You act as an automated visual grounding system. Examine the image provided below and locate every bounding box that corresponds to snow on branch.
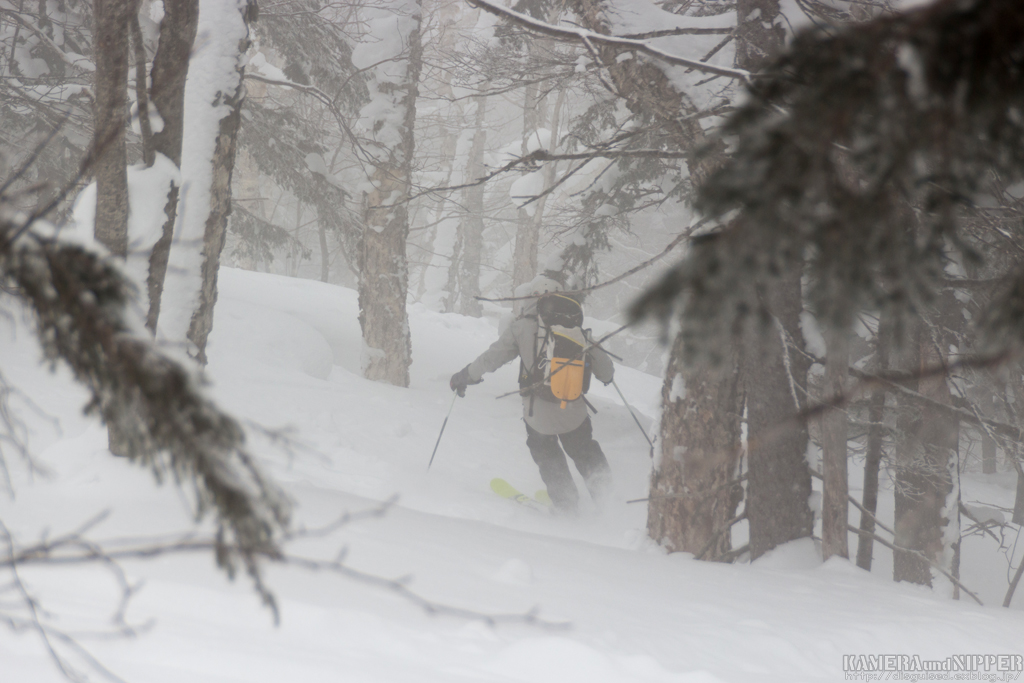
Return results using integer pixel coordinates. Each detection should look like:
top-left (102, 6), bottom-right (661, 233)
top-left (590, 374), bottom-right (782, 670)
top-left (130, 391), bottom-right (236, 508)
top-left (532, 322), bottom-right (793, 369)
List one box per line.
top-left (466, 0), bottom-right (750, 83)
top-left (0, 8), bottom-right (96, 73)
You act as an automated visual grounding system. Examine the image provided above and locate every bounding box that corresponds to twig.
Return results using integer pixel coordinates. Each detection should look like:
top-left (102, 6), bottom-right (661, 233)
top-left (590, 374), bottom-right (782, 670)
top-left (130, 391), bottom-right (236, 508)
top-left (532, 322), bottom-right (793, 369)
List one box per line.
top-left (4, 534), bottom-right (570, 630)
top-left (847, 362), bottom-right (1024, 441)
top-left (404, 147), bottom-right (694, 208)
top-left (1004, 554), bottom-right (1024, 608)
top-left (477, 217), bottom-right (710, 304)
top-left (466, 0), bottom-right (751, 83)
top-left (717, 544), bottom-right (750, 563)
top-left (695, 511), bottom-right (747, 561)
top-left (808, 469), bottom-right (897, 538)
top-left (846, 525), bottom-right (983, 605)
top-left (620, 27), bottom-right (733, 40)
top-left (958, 502), bottom-right (1004, 544)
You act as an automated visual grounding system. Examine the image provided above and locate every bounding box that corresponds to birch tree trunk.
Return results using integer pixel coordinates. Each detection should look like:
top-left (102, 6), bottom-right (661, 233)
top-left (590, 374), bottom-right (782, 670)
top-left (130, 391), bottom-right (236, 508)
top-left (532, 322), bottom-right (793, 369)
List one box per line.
top-left (356, 0), bottom-right (422, 387)
top-left (158, 0), bottom-right (255, 365)
top-left (185, 0), bottom-right (254, 364)
top-left (145, 0), bottom-right (199, 332)
top-left (92, 0), bottom-right (134, 258)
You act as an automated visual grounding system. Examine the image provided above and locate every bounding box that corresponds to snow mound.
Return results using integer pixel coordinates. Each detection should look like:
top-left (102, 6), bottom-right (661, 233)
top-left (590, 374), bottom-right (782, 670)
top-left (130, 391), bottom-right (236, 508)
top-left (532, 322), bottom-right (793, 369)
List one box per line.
top-left (492, 558), bottom-right (534, 585)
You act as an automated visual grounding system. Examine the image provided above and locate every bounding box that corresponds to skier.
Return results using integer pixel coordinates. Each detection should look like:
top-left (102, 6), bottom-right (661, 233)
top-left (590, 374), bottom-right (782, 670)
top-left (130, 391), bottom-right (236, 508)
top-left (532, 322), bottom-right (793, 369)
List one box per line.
top-left (449, 275), bottom-right (614, 513)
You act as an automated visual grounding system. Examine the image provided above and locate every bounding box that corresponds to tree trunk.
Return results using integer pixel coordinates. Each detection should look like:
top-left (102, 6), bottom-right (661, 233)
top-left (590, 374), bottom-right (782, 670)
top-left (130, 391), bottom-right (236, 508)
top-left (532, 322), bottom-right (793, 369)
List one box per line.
top-left (821, 325), bottom-right (850, 560)
top-left (648, 335), bottom-right (742, 558)
top-left (357, 0), bottom-right (421, 387)
top-left (1005, 377), bottom-right (1024, 525)
top-left (734, 0), bottom-right (812, 560)
top-left (892, 318), bottom-right (956, 585)
top-left (129, 11), bottom-right (154, 167)
top-left (511, 78), bottom-right (544, 290)
top-left (743, 277), bottom-right (813, 559)
top-left (93, 0), bottom-right (135, 457)
top-left (560, 0), bottom-right (742, 557)
top-left (528, 83), bottom-right (566, 261)
top-left (145, 0), bottom-right (199, 333)
top-left (183, 0), bottom-right (254, 365)
top-left (455, 94), bottom-right (488, 317)
top-left (319, 219), bottom-right (330, 283)
top-left (735, 0), bottom-right (786, 70)
top-left (856, 310), bottom-right (892, 571)
top-left (1013, 458), bottom-right (1024, 525)
top-left (92, 0), bottom-right (134, 257)
top-left (156, 0), bottom-right (254, 362)
top-left (982, 432), bottom-right (997, 474)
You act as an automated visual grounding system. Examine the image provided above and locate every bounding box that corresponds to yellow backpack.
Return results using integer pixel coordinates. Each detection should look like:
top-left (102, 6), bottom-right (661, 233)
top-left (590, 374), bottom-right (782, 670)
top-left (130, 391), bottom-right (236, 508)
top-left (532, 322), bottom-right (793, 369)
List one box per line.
top-left (519, 294), bottom-right (592, 409)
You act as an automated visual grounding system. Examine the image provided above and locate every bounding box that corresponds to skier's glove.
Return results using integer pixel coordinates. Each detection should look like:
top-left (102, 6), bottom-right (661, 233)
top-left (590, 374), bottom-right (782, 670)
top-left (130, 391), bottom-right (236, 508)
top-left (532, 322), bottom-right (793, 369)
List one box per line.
top-left (450, 365), bottom-right (480, 397)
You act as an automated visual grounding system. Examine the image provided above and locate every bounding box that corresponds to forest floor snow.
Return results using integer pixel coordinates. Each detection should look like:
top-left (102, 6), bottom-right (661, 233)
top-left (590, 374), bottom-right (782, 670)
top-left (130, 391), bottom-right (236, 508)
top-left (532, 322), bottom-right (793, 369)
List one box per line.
top-left (1, 267), bottom-right (1022, 683)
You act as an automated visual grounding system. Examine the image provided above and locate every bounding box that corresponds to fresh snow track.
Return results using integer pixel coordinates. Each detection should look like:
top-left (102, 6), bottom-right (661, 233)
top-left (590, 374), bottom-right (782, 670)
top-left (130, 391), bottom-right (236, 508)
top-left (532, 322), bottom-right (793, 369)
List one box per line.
top-left (1, 268), bottom-right (1022, 683)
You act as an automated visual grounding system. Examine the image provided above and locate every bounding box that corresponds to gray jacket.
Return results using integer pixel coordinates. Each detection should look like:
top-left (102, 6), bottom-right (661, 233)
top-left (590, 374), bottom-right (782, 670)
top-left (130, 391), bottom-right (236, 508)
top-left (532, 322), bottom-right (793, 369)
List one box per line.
top-left (468, 314), bottom-right (614, 435)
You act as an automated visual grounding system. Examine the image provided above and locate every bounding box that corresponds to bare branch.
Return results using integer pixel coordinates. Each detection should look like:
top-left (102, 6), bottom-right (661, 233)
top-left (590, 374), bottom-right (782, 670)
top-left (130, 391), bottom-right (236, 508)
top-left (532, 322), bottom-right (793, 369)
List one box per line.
top-left (476, 216), bottom-right (711, 303)
top-left (619, 27), bottom-right (734, 39)
top-left (465, 0), bottom-right (751, 83)
top-left (847, 524), bottom-right (983, 605)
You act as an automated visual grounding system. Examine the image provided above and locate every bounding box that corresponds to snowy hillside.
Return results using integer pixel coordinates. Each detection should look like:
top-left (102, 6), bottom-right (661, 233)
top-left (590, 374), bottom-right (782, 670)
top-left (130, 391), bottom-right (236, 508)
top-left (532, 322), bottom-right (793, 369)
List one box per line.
top-left (1, 268), bottom-right (1022, 683)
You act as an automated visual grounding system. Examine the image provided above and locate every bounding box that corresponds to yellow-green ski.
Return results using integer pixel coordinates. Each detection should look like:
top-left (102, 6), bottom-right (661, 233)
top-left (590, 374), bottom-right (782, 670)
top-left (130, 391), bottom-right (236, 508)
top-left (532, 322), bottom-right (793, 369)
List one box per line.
top-left (490, 478), bottom-right (551, 512)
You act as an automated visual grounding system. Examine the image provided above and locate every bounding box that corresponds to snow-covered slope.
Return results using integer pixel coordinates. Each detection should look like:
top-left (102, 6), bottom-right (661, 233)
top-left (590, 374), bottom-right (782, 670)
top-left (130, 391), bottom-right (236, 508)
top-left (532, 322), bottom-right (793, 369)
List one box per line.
top-left (1, 268), bottom-right (1022, 683)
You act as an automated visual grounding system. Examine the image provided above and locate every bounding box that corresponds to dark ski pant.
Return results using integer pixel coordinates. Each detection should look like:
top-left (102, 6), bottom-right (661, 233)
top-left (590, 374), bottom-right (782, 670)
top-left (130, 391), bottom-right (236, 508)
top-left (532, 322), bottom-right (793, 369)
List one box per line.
top-left (525, 417), bottom-right (610, 512)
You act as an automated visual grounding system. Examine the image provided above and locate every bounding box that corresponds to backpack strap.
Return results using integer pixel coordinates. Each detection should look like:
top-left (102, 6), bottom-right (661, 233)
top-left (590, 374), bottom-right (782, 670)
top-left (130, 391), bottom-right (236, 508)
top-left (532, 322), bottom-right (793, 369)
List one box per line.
top-left (521, 315), bottom-right (549, 416)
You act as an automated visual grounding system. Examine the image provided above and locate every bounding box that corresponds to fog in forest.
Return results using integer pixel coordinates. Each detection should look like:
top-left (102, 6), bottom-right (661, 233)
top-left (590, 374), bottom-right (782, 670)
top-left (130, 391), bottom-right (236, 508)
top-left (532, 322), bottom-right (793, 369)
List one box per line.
top-left (0, 0), bottom-right (1022, 681)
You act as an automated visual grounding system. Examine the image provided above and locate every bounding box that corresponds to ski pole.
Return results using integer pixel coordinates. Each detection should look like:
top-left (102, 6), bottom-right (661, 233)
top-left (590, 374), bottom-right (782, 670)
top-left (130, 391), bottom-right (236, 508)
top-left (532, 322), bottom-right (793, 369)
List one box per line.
top-left (427, 391), bottom-right (459, 471)
top-left (611, 378), bottom-right (655, 459)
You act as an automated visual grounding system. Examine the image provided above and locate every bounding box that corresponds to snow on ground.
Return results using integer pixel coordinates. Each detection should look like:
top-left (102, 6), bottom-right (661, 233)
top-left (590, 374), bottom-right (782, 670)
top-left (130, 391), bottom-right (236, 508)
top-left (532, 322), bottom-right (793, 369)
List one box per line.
top-left (1, 268), bottom-right (1022, 683)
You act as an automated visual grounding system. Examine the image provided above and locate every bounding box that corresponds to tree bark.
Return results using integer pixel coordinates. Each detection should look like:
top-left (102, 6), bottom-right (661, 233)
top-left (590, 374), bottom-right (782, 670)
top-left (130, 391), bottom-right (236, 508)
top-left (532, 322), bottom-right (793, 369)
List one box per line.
top-left (185, 1), bottom-right (254, 365)
top-left (735, 0), bottom-right (812, 561)
top-left (891, 318), bottom-right (956, 585)
top-left (92, 0), bottom-right (134, 258)
top-left (145, 0), bottom-right (199, 333)
top-left (982, 432), bottom-right (997, 474)
top-left (648, 335), bottom-right (742, 558)
top-left (129, 10), bottom-right (154, 168)
top-left (358, 0), bottom-right (421, 387)
top-left (856, 311), bottom-right (892, 570)
top-left (743, 278), bottom-right (814, 559)
top-left (560, 0), bottom-right (741, 556)
top-left (821, 325), bottom-right (850, 560)
top-left (453, 93), bottom-right (487, 317)
top-left (511, 77), bottom-right (544, 290)
top-left (735, 0), bottom-right (786, 70)
top-left (1013, 459), bottom-right (1024, 526)
top-left (319, 219), bottom-right (330, 283)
